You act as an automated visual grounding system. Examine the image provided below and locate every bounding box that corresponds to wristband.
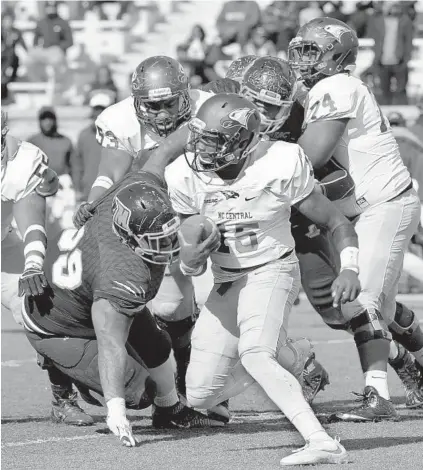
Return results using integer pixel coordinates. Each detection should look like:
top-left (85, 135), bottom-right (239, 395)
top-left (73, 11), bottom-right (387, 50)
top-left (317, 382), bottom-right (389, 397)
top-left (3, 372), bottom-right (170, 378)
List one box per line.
top-left (340, 246), bottom-right (359, 274)
top-left (179, 260), bottom-right (205, 277)
top-left (106, 397), bottom-right (126, 418)
top-left (24, 254), bottom-right (44, 270)
top-left (92, 176), bottom-right (114, 190)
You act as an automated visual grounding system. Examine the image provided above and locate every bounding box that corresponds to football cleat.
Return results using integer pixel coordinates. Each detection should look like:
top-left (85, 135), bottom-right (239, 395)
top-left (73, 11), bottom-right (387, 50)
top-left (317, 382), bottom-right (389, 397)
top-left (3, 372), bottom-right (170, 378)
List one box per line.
top-left (152, 401), bottom-right (225, 429)
top-left (302, 352), bottom-right (330, 404)
top-left (389, 346), bottom-right (423, 408)
top-left (207, 399), bottom-right (231, 424)
top-left (334, 386), bottom-right (399, 422)
top-left (280, 437), bottom-right (348, 466)
top-left (51, 392), bottom-right (94, 426)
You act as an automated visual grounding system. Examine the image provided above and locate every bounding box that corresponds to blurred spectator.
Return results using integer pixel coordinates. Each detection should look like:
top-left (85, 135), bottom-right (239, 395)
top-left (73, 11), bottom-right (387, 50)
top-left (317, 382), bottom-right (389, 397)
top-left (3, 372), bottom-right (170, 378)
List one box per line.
top-left (26, 1), bottom-right (73, 82)
top-left (216, 1), bottom-right (261, 48)
top-left (75, 93), bottom-right (114, 200)
top-left (85, 64), bottom-right (118, 105)
top-left (324, 1), bottom-right (348, 23)
top-left (1, 11), bottom-right (27, 83)
top-left (366, 1), bottom-right (414, 105)
top-left (27, 107), bottom-right (81, 197)
top-left (299, 2), bottom-right (324, 27)
top-left (261, 1), bottom-right (299, 55)
top-left (243, 25), bottom-right (277, 57)
top-left (411, 95), bottom-right (423, 141)
top-left (90, 1), bottom-right (132, 21)
top-left (348, 1), bottom-right (372, 38)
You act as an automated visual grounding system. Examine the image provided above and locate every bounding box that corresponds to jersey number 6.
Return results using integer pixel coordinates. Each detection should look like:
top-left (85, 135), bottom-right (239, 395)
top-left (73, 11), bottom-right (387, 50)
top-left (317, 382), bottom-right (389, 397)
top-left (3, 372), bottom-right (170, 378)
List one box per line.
top-left (52, 228), bottom-right (85, 290)
top-left (218, 222), bottom-right (259, 254)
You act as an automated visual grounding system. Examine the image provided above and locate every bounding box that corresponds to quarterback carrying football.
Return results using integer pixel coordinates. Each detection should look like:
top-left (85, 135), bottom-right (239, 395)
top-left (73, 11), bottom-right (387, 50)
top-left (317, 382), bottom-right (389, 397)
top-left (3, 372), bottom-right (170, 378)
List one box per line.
top-left (166, 93), bottom-right (361, 466)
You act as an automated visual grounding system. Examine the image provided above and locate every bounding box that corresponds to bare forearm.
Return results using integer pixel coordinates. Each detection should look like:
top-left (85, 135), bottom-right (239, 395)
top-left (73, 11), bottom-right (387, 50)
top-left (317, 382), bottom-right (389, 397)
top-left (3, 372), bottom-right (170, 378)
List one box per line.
top-left (98, 339), bottom-right (127, 401)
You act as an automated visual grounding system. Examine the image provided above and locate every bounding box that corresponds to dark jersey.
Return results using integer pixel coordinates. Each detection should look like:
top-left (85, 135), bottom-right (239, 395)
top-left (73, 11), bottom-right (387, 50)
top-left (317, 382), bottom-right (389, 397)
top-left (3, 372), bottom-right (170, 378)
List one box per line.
top-left (269, 100), bottom-right (305, 144)
top-left (25, 171), bottom-right (166, 338)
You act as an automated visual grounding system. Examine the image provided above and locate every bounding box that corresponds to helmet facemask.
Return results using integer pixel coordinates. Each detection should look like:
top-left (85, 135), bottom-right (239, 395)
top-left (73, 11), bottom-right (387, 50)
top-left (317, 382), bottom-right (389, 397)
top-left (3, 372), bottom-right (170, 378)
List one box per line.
top-left (113, 215), bottom-right (181, 265)
top-left (184, 118), bottom-right (258, 173)
top-left (133, 88), bottom-right (191, 137)
top-left (240, 85), bottom-right (294, 136)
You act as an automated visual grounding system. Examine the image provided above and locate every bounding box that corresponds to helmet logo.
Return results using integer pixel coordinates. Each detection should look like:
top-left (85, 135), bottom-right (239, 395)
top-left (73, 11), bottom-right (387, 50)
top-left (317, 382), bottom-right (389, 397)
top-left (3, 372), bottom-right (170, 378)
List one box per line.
top-left (112, 198), bottom-right (131, 233)
top-left (221, 108), bottom-right (256, 130)
top-left (324, 24), bottom-right (350, 43)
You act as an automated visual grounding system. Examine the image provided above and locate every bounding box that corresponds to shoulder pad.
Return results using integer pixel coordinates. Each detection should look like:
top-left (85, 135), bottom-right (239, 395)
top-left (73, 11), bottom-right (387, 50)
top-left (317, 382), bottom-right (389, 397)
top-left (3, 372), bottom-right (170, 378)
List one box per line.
top-left (35, 167), bottom-right (59, 197)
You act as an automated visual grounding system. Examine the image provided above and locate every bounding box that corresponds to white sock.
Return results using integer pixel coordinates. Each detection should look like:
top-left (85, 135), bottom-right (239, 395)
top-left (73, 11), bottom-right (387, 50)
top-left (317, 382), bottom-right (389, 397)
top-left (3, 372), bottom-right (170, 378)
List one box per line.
top-left (411, 347), bottom-right (423, 367)
top-left (154, 388), bottom-right (179, 408)
top-left (364, 370), bottom-right (390, 400)
top-left (241, 351), bottom-right (326, 442)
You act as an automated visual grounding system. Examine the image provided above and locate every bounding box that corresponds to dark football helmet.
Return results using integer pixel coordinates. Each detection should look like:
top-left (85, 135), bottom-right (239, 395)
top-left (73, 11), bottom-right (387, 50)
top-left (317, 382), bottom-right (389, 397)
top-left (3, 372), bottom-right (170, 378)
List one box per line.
top-left (225, 55), bottom-right (257, 83)
top-left (240, 56), bottom-right (296, 135)
top-left (112, 179), bottom-right (180, 265)
top-left (131, 56), bottom-right (191, 137)
top-left (1, 110), bottom-right (9, 160)
top-left (185, 93), bottom-right (261, 173)
top-left (288, 17), bottom-right (358, 87)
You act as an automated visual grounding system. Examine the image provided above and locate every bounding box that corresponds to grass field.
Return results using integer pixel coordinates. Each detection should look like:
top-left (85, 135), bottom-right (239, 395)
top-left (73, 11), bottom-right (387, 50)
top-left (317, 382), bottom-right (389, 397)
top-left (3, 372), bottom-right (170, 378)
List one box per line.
top-left (2, 288), bottom-right (423, 470)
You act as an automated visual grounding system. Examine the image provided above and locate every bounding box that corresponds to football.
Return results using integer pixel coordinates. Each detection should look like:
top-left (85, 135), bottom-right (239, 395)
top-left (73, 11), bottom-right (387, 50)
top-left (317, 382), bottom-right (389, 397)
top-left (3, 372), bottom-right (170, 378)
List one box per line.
top-left (180, 215), bottom-right (217, 245)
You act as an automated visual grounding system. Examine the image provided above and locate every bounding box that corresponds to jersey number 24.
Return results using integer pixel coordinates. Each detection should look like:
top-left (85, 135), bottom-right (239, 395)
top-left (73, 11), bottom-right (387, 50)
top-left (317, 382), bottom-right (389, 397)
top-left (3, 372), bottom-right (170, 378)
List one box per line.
top-left (52, 228), bottom-right (84, 290)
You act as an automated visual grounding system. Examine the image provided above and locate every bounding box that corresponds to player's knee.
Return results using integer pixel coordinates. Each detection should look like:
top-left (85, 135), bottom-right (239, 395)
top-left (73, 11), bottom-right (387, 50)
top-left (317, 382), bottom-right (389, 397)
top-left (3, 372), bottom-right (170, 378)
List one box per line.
top-left (151, 297), bottom-right (191, 321)
top-left (350, 309), bottom-right (392, 347)
top-left (186, 371), bottom-right (221, 410)
top-left (240, 348), bottom-right (274, 377)
top-left (389, 302), bottom-right (423, 351)
top-left (140, 326), bottom-right (172, 369)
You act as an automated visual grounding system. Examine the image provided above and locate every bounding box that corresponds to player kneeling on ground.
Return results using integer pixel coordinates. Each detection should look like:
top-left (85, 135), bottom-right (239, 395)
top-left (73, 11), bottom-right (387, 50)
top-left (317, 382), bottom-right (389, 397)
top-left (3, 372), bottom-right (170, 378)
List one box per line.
top-left (22, 165), bottom-right (223, 447)
top-left (165, 93), bottom-right (360, 466)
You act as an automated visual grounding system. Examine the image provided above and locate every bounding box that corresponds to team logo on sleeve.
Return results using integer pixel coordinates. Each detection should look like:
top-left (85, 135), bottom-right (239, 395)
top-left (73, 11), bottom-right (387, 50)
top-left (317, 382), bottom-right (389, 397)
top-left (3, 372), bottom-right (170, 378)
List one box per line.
top-left (112, 198), bottom-right (131, 232)
top-left (221, 108), bottom-right (257, 130)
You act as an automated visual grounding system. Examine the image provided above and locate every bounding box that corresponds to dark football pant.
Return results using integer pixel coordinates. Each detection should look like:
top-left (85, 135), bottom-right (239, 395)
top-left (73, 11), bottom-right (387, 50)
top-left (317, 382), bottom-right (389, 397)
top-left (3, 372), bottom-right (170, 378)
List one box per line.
top-left (26, 308), bottom-right (172, 408)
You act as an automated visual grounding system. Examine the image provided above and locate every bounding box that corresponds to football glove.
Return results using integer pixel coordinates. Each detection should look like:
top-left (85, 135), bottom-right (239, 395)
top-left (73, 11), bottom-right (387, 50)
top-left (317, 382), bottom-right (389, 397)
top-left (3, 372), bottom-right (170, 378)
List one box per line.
top-left (18, 266), bottom-right (48, 297)
top-left (73, 201), bottom-right (93, 229)
top-left (106, 413), bottom-right (138, 447)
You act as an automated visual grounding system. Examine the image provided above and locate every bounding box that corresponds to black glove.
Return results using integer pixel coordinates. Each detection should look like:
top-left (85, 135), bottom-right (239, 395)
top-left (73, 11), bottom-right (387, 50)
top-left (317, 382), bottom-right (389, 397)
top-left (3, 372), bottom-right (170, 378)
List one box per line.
top-left (18, 266), bottom-right (49, 297)
top-left (73, 201), bottom-right (93, 229)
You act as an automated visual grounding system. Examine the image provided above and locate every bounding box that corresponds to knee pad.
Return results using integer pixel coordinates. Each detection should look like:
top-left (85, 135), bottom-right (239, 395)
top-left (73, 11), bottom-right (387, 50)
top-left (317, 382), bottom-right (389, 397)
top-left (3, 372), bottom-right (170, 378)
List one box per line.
top-left (350, 309), bottom-right (392, 347)
top-left (389, 302), bottom-right (423, 352)
top-left (276, 338), bottom-right (313, 380)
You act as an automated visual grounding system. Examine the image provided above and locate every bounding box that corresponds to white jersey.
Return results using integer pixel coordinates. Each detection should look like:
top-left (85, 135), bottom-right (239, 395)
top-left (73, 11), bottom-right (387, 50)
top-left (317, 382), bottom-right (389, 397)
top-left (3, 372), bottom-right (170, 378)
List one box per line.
top-left (304, 74), bottom-right (411, 217)
top-left (95, 89), bottom-right (212, 162)
top-left (165, 141), bottom-right (315, 277)
top-left (1, 136), bottom-right (48, 241)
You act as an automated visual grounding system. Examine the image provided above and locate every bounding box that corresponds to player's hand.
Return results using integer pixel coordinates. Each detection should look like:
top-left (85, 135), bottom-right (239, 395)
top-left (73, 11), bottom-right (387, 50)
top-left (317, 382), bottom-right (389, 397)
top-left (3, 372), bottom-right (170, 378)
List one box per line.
top-left (73, 201), bottom-right (93, 229)
top-left (18, 266), bottom-right (49, 297)
top-left (106, 414), bottom-right (138, 447)
top-left (331, 269), bottom-right (361, 308)
top-left (179, 222), bottom-right (221, 272)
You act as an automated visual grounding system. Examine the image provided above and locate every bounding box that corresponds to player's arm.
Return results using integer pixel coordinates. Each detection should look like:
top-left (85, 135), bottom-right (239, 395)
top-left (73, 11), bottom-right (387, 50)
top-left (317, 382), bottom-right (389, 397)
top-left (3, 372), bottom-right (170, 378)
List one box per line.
top-left (91, 298), bottom-right (137, 447)
top-left (143, 124), bottom-right (190, 182)
top-left (297, 118), bottom-right (348, 170)
top-left (294, 188), bottom-right (360, 307)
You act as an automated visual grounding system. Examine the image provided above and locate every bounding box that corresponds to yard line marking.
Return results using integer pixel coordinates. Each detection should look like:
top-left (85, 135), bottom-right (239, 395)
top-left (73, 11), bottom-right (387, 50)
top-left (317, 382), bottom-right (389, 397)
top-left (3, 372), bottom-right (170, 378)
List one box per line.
top-left (1, 434), bottom-right (103, 448)
top-left (1, 359), bottom-right (34, 367)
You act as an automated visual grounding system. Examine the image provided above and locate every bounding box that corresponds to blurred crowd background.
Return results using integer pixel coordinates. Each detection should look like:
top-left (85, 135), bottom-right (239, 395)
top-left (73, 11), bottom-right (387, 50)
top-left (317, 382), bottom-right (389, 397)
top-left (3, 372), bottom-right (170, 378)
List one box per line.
top-left (2, 0), bottom-right (423, 292)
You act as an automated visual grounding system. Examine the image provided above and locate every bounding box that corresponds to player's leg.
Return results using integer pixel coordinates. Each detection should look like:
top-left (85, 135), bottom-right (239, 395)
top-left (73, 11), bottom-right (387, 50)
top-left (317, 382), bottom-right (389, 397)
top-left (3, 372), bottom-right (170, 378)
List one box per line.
top-left (150, 262), bottom-right (199, 395)
top-left (235, 256), bottom-right (347, 465)
top-left (125, 307), bottom-right (223, 428)
top-left (337, 191), bottom-right (421, 421)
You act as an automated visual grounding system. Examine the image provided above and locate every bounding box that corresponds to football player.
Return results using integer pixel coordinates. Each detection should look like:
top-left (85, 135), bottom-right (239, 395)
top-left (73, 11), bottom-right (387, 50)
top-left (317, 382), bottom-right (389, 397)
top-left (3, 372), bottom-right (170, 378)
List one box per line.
top-left (240, 55), bottom-right (423, 409)
top-left (165, 93), bottom-right (361, 466)
top-left (288, 17), bottom-right (422, 420)
top-left (23, 154), bottom-right (223, 447)
top-left (72, 56), bottom-right (213, 396)
top-left (1, 110), bottom-right (58, 310)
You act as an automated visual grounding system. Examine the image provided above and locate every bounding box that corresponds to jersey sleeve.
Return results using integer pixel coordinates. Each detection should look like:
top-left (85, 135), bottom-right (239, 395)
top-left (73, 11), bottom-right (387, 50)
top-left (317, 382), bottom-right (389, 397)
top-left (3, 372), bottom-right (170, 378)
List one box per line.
top-left (94, 266), bottom-right (147, 317)
top-left (165, 158), bottom-right (198, 215)
top-left (304, 82), bottom-right (359, 125)
top-left (282, 145), bottom-right (315, 205)
top-left (95, 105), bottom-right (127, 151)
